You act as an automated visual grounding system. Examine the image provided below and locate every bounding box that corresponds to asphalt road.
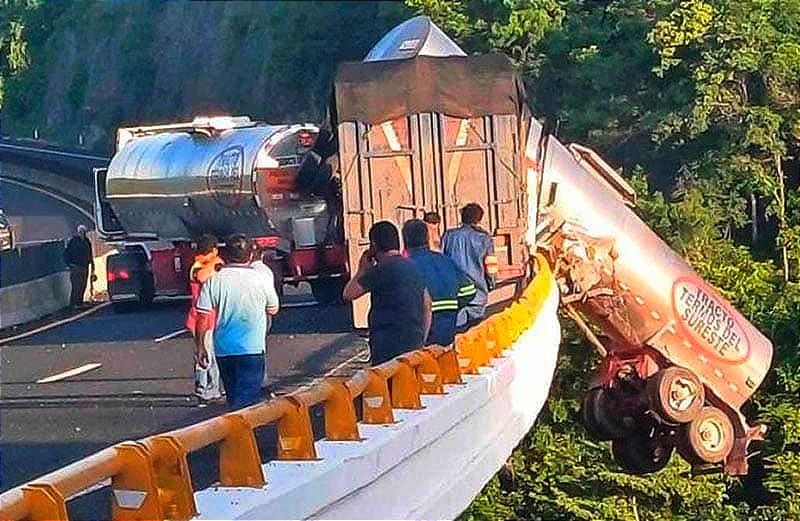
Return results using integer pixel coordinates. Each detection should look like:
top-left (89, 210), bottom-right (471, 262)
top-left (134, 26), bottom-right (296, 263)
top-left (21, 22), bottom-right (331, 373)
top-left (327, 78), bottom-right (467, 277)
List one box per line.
top-left (0, 296), bottom-right (368, 518)
top-left (0, 175), bottom-right (93, 243)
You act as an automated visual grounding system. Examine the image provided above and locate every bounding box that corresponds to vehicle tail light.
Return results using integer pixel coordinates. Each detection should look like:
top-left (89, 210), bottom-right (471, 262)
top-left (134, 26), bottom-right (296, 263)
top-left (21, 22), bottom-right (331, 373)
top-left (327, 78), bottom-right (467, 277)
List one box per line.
top-left (255, 236), bottom-right (281, 248)
top-left (107, 269), bottom-right (130, 282)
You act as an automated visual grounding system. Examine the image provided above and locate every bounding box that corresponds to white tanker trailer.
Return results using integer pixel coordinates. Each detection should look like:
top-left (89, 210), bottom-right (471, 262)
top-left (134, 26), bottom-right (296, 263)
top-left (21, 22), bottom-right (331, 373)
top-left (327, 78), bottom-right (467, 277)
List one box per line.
top-left (93, 117), bottom-right (348, 308)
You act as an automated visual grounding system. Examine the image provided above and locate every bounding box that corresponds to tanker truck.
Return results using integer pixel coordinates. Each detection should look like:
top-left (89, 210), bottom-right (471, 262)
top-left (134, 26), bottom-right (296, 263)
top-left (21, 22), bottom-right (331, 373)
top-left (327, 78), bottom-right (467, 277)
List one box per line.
top-left (322, 16), bottom-right (773, 475)
top-left (93, 117), bottom-right (348, 309)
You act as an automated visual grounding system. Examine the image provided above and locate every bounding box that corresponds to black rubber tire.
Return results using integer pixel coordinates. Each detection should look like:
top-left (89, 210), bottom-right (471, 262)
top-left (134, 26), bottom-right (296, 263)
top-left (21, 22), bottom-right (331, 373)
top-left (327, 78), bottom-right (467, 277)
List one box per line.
top-left (139, 273), bottom-right (155, 308)
top-left (581, 387), bottom-right (629, 440)
top-left (678, 406), bottom-right (735, 464)
top-left (611, 435), bottom-right (673, 475)
top-left (310, 277), bottom-right (346, 305)
top-left (646, 366), bottom-right (705, 424)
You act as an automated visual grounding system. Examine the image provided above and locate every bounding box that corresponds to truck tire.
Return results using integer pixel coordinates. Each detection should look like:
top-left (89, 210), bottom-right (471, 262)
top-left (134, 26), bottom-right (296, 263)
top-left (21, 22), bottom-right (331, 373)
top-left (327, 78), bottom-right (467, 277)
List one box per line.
top-left (678, 406), bottom-right (735, 464)
top-left (611, 435), bottom-right (673, 475)
top-left (581, 387), bottom-right (629, 440)
top-left (646, 366), bottom-right (705, 424)
top-left (310, 277), bottom-right (346, 305)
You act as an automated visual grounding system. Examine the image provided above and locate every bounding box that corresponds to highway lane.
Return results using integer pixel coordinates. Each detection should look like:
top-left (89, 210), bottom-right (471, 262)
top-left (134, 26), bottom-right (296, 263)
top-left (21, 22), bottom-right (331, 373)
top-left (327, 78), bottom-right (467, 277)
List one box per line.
top-left (0, 175), bottom-right (93, 243)
top-left (0, 297), bottom-right (368, 503)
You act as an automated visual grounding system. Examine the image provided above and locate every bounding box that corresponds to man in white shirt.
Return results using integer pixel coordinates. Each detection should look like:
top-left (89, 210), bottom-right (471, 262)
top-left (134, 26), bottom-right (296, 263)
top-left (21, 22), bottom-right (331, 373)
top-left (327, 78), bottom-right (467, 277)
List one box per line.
top-left (196, 235), bottom-right (280, 409)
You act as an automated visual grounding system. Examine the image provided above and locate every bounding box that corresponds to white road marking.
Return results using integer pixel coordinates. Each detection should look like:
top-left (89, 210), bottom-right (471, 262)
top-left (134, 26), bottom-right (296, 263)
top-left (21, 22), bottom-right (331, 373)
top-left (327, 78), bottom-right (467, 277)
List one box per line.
top-left (154, 328), bottom-right (190, 343)
top-left (0, 301), bottom-right (111, 347)
top-left (298, 348), bottom-right (369, 391)
top-left (37, 362), bottom-right (102, 384)
top-left (0, 176), bottom-right (95, 222)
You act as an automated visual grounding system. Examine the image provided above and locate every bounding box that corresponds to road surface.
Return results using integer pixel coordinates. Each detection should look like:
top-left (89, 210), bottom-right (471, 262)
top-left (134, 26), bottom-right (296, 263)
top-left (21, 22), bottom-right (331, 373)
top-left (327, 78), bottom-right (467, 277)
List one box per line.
top-left (0, 174), bottom-right (93, 243)
top-left (0, 296), bottom-right (367, 516)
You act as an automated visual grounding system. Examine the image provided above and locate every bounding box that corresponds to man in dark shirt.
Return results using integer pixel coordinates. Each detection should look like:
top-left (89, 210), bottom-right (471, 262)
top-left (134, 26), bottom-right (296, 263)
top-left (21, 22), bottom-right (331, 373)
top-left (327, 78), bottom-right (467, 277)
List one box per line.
top-left (343, 221), bottom-right (431, 365)
top-left (63, 224), bottom-right (94, 309)
top-left (403, 219), bottom-right (477, 347)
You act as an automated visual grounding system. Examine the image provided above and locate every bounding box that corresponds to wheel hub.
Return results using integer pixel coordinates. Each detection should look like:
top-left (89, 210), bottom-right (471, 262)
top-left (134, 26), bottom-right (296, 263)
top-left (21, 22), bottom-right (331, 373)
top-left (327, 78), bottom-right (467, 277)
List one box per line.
top-left (698, 418), bottom-right (725, 450)
top-left (668, 377), bottom-right (699, 411)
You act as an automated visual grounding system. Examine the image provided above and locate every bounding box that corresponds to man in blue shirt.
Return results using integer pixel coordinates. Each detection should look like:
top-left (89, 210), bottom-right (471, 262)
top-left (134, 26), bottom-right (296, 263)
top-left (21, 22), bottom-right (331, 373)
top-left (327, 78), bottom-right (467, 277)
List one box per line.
top-left (442, 203), bottom-right (496, 329)
top-left (196, 234), bottom-right (280, 409)
top-left (403, 219), bottom-right (477, 346)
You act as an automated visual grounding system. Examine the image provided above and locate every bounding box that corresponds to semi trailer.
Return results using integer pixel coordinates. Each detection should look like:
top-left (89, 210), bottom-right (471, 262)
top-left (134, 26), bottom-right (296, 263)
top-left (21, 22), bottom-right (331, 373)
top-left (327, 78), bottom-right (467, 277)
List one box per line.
top-left (322, 16), bottom-right (773, 475)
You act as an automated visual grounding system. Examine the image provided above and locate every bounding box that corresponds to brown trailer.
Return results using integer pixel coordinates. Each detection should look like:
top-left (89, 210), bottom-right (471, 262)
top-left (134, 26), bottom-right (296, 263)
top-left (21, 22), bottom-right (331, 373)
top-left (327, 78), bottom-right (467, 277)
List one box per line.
top-left (333, 28), bottom-right (531, 326)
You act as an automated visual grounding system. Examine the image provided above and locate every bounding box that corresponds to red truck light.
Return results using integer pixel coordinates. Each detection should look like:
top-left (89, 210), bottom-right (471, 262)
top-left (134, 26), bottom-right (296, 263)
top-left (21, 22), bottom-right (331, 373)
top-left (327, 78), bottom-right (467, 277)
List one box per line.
top-left (107, 269), bottom-right (131, 282)
top-left (254, 236), bottom-right (280, 248)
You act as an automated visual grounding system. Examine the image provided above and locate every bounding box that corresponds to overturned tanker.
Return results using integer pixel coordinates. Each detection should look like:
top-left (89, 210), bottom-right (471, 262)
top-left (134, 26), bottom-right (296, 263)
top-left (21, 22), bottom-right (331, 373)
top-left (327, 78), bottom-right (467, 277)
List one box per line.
top-left (94, 117), bottom-right (348, 307)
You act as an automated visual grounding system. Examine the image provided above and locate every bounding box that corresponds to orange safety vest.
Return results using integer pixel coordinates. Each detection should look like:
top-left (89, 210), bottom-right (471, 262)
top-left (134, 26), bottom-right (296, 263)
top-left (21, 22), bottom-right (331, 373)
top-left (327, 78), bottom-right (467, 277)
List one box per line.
top-left (185, 252), bottom-right (224, 334)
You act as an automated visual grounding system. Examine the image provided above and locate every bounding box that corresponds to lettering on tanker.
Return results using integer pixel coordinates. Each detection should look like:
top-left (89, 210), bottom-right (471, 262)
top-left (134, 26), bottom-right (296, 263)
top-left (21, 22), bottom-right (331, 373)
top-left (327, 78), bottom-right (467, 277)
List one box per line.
top-left (672, 278), bottom-right (749, 362)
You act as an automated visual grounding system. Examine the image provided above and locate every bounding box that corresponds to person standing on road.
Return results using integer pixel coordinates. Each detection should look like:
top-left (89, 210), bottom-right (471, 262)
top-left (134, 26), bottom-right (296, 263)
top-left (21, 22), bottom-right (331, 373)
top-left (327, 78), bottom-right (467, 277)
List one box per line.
top-left (343, 221), bottom-right (432, 365)
top-left (442, 203), bottom-right (497, 330)
top-left (186, 234), bottom-right (224, 402)
top-left (63, 224), bottom-right (94, 309)
top-left (403, 219), bottom-right (477, 347)
top-left (195, 235), bottom-right (280, 409)
top-left (423, 211), bottom-right (442, 251)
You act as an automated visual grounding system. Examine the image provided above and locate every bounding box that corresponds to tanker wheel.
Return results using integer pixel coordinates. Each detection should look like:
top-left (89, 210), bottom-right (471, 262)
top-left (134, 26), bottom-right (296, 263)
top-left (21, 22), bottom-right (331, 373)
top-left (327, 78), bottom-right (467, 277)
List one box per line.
top-left (646, 366), bottom-right (705, 424)
top-left (581, 388), bottom-right (629, 440)
top-left (611, 435), bottom-right (673, 475)
top-left (678, 406), bottom-right (734, 464)
top-left (310, 277), bottom-right (346, 305)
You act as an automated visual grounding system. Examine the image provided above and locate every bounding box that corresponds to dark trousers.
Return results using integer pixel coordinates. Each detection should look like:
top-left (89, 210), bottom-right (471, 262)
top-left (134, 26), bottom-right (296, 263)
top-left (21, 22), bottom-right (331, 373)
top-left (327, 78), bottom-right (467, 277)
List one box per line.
top-left (69, 266), bottom-right (89, 306)
top-left (217, 354), bottom-right (265, 409)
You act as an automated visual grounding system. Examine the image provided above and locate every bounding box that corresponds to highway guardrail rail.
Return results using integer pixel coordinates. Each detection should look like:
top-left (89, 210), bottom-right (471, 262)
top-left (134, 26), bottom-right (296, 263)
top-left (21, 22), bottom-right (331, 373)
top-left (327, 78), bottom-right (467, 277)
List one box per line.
top-left (0, 255), bottom-right (556, 520)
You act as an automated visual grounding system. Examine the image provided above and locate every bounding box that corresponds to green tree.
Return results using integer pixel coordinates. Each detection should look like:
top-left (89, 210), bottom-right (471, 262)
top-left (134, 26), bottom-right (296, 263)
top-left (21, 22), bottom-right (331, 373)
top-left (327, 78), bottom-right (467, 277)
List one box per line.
top-left (0, 0), bottom-right (37, 109)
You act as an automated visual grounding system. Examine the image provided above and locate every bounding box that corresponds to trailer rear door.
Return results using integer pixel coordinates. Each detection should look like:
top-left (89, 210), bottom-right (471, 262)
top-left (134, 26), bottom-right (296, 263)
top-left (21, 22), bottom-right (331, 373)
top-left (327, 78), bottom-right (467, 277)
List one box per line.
top-left (338, 113), bottom-right (528, 327)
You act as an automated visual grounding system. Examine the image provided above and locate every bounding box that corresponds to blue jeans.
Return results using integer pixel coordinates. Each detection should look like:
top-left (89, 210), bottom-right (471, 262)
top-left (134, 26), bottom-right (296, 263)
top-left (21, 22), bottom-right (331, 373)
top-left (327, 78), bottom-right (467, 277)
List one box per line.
top-left (216, 354), bottom-right (265, 409)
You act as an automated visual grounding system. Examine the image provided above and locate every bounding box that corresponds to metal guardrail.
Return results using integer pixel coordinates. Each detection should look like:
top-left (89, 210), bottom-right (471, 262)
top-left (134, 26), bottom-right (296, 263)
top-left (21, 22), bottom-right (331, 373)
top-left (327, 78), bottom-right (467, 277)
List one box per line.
top-left (0, 142), bottom-right (109, 162)
top-left (0, 256), bottom-right (553, 521)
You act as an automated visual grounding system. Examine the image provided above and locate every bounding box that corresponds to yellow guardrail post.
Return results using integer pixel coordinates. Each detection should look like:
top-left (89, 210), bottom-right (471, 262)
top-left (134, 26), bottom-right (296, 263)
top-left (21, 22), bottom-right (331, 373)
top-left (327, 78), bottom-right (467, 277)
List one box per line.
top-left (362, 369), bottom-right (394, 424)
top-left (110, 442), bottom-right (164, 519)
top-left (219, 414), bottom-right (265, 487)
top-left (416, 351), bottom-right (444, 395)
top-left (323, 378), bottom-right (361, 441)
top-left (277, 396), bottom-right (317, 460)
top-left (390, 359), bottom-right (422, 409)
top-left (22, 483), bottom-right (68, 520)
top-left (144, 436), bottom-right (197, 518)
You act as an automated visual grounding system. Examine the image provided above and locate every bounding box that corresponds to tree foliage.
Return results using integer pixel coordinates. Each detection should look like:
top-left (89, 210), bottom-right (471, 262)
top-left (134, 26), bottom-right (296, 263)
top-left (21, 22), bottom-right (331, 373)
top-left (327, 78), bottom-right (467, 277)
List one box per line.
top-left (407, 1), bottom-right (800, 519)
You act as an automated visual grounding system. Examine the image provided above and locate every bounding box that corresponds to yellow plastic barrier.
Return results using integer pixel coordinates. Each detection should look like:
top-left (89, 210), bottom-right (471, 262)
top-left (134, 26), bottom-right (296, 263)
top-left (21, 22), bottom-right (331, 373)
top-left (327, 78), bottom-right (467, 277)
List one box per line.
top-left (0, 255), bottom-right (553, 521)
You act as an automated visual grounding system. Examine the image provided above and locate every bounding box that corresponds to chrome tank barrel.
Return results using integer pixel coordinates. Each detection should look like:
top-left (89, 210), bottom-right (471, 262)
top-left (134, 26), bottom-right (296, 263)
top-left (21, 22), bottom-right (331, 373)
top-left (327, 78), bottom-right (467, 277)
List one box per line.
top-left (106, 125), bottom-right (288, 240)
top-left (529, 119), bottom-right (773, 408)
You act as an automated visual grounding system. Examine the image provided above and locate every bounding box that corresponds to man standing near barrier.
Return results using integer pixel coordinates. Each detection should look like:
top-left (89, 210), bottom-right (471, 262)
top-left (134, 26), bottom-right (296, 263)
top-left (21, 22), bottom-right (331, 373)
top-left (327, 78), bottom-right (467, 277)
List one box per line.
top-left (186, 234), bottom-right (224, 402)
top-left (343, 221), bottom-right (432, 365)
top-left (195, 235), bottom-right (280, 409)
top-left (403, 219), bottom-right (477, 346)
top-left (63, 224), bottom-right (94, 309)
top-left (442, 203), bottom-right (497, 330)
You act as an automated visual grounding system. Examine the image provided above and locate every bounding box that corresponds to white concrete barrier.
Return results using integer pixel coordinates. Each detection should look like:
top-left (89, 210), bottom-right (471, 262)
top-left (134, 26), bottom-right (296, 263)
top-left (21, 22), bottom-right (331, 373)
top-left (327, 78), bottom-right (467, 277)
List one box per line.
top-left (0, 271), bottom-right (71, 329)
top-left (193, 275), bottom-right (561, 520)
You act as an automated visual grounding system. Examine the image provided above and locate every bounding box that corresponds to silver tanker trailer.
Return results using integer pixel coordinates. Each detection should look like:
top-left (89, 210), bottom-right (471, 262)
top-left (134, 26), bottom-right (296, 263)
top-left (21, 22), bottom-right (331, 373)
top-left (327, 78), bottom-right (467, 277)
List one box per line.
top-left (93, 116), bottom-right (348, 309)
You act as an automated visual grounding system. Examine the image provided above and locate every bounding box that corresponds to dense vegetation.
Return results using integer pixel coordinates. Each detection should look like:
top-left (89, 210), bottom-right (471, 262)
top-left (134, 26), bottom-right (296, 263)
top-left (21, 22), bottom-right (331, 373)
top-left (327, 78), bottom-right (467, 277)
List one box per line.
top-left (407, 1), bottom-right (799, 519)
top-left (4, 1), bottom-right (798, 519)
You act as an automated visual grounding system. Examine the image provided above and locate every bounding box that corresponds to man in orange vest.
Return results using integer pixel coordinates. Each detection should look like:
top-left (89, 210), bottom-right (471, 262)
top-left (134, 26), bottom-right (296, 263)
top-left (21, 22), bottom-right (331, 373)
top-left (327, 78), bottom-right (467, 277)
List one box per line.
top-left (186, 234), bottom-right (224, 402)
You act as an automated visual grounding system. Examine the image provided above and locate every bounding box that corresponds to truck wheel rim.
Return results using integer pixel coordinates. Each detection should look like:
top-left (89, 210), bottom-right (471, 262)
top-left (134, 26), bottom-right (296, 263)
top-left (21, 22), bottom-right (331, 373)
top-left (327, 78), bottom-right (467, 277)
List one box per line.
top-left (697, 417), bottom-right (725, 452)
top-left (668, 377), bottom-right (699, 412)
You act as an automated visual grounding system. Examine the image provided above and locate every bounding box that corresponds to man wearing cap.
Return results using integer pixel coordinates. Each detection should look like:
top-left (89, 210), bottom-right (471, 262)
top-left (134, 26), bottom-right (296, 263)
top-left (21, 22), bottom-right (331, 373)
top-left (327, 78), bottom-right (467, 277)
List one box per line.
top-left (403, 219), bottom-right (476, 347)
top-left (63, 224), bottom-right (95, 309)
